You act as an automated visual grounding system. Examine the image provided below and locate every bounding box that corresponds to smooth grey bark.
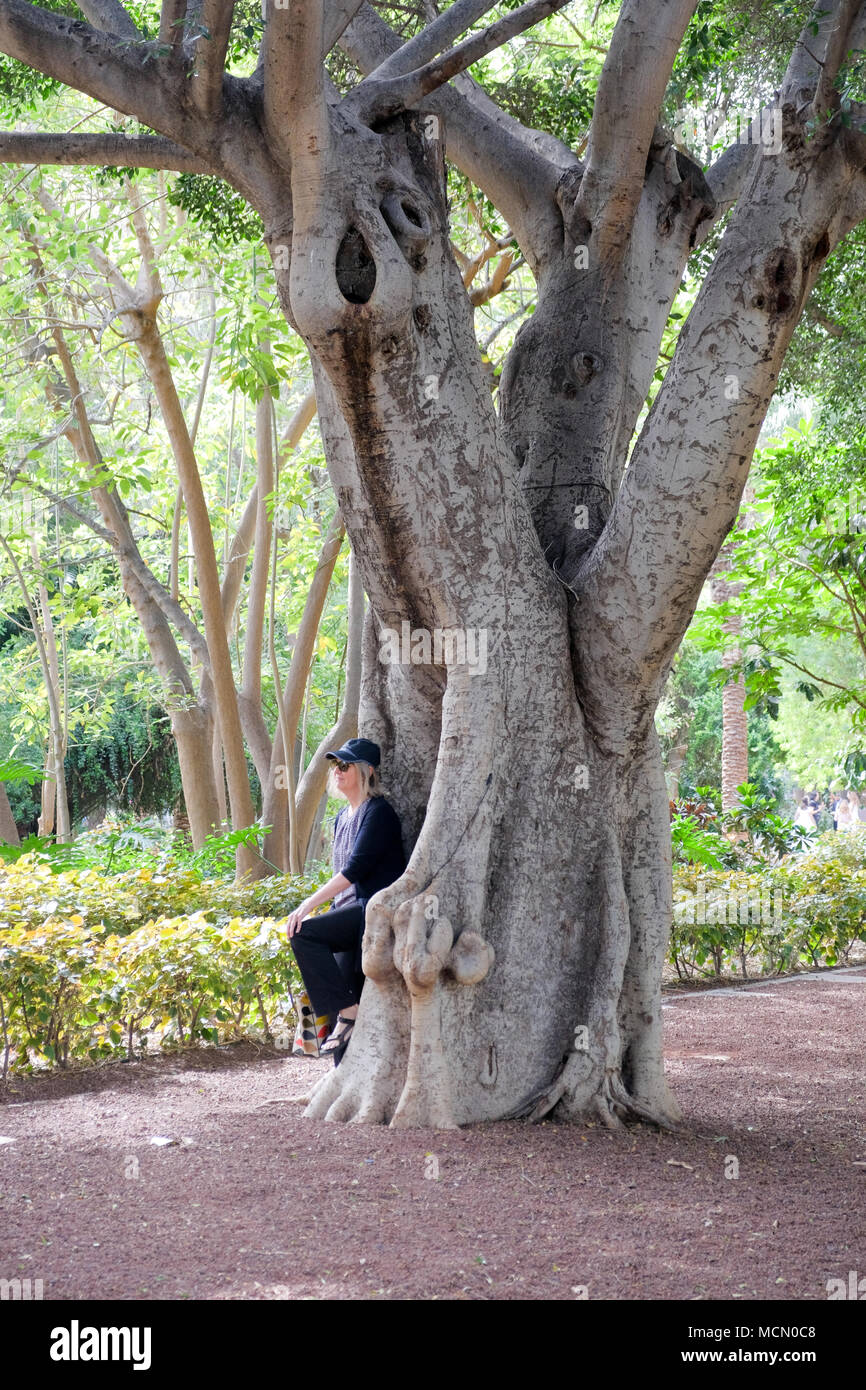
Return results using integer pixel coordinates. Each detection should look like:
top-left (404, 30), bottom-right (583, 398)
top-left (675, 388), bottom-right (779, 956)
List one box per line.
top-left (294, 543), bottom-right (365, 864)
top-left (0, 783), bottom-right (19, 846)
top-left (21, 218), bottom-right (224, 848)
top-left (2, 0), bottom-right (866, 1127)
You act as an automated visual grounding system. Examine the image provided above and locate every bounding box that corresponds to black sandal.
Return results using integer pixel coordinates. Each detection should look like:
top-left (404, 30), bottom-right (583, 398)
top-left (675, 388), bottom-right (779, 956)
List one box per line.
top-left (320, 1015), bottom-right (356, 1057)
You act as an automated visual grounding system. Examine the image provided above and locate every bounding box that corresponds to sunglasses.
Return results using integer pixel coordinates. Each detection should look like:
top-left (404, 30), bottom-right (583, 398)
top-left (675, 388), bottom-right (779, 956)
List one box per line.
top-left (333, 759), bottom-right (352, 773)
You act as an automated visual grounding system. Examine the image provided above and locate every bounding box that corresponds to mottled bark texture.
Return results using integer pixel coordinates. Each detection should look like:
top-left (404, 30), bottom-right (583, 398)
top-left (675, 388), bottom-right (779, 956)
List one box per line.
top-left (2, 0), bottom-right (866, 1126)
top-left (711, 561), bottom-right (748, 811)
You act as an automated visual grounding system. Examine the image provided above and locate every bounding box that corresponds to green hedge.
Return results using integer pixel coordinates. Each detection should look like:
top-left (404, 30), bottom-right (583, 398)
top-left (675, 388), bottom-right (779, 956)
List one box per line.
top-left (4, 838), bottom-right (864, 1074)
top-left (0, 855), bottom-right (322, 1076)
top-left (671, 836), bottom-right (866, 980)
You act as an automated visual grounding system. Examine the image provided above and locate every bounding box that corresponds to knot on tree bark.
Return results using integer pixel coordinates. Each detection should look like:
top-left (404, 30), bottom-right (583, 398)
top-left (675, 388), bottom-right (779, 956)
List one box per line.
top-left (385, 894), bottom-right (494, 995)
top-left (551, 351), bottom-right (604, 397)
top-left (653, 141), bottom-right (716, 242)
top-left (379, 188), bottom-right (432, 271)
top-left (554, 166), bottom-right (592, 246)
top-left (750, 246), bottom-right (799, 316)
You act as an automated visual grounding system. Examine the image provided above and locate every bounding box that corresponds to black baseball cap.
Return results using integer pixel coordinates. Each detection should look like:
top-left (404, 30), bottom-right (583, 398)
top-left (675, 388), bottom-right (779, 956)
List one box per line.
top-left (325, 738), bottom-right (381, 767)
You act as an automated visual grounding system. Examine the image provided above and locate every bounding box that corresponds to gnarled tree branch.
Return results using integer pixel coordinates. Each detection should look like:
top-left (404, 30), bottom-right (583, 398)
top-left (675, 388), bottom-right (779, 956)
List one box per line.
top-left (781, 0), bottom-right (864, 113)
top-left (340, 3), bottom-right (572, 273)
top-left (322, 0), bottom-right (366, 57)
top-left (346, 0), bottom-right (573, 127)
top-left (192, 0), bottom-right (236, 118)
top-left (0, 131), bottom-right (208, 171)
top-left (573, 0), bottom-right (698, 269)
top-left (0, 2), bottom-right (180, 138)
top-left (360, 0), bottom-right (499, 80)
top-left (76, 0), bottom-right (139, 39)
top-left (264, 0), bottom-right (328, 162)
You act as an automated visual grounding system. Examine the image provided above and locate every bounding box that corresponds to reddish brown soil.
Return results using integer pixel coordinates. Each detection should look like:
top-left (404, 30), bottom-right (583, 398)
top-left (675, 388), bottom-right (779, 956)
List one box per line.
top-left (1, 968), bottom-right (864, 1301)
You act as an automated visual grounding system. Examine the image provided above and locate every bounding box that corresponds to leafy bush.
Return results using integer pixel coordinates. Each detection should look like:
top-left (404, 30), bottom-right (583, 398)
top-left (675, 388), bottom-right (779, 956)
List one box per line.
top-left (671, 832), bottom-right (866, 980)
top-left (0, 912), bottom-right (302, 1077)
top-left (0, 847), bottom-right (324, 936)
top-left (671, 783), bottom-right (813, 869)
top-left (671, 814), bottom-right (729, 869)
top-left (0, 854), bottom-right (328, 1077)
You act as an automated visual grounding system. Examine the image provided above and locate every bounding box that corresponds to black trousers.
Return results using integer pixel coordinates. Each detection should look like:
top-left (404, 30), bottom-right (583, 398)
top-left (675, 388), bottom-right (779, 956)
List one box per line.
top-left (290, 903), bottom-right (365, 1019)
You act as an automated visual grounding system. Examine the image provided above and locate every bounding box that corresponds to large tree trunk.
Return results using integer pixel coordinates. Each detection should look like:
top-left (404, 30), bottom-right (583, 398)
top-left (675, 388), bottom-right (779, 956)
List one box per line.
top-left (274, 19), bottom-right (861, 1128)
top-left (270, 109), bottom-right (646, 1128)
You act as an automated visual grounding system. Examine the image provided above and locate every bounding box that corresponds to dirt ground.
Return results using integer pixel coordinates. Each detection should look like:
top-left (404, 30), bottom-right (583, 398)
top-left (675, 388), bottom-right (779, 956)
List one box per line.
top-left (1, 967), bottom-right (864, 1301)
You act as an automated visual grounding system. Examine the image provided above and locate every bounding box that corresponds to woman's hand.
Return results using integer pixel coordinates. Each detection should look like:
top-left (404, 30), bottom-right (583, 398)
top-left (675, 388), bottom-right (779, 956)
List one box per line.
top-left (286, 899), bottom-right (315, 939)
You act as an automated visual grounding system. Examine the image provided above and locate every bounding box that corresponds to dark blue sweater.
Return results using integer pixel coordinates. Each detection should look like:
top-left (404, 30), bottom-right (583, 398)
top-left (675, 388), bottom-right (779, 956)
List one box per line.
top-left (337, 796), bottom-right (406, 912)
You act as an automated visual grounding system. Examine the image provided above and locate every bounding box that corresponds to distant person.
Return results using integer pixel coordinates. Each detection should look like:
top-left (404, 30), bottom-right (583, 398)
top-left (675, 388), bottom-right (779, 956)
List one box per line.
top-left (848, 789), bottom-right (864, 826)
top-left (794, 799), bottom-right (816, 830)
top-left (836, 795), bottom-right (853, 831)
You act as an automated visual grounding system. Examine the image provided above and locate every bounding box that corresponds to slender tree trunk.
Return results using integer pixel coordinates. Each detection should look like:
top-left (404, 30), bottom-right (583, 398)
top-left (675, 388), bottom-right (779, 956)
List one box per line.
top-left (0, 784), bottom-right (19, 847)
top-left (262, 513), bottom-right (346, 871)
top-left (33, 576), bottom-right (71, 840)
top-left (21, 220), bottom-right (224, 847)
top-left (38, 729), bottom-right (55, 838)
top-left (130, 312), bottom-right (261, 879)
top-left (0, 538), bottom-right (70, 845)
top-left (711, 559), bottom-right (749, 811)
top-left (295, 544), bottom-right (364, 862)
top-left (238, 381), bottom-right (276, 788)
top-left (211, 721), bottom-right (228, 828)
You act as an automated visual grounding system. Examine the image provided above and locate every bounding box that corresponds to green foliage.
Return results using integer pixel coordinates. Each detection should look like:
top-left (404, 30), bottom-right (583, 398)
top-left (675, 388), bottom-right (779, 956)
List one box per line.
top-left (480, 53), bottom-right (595, 152)
top-left (167, 173), bottom-right (264, 245)
top-left (689, 421), bottom-right (866, 739)
top-left (0, 912), bottom-right (303, 1072)
top-left (671, 783), bottom-right (813, 869)
top-left (670, 814), bottom-right (727, 870)
top-left (64, 692), bottom-right (182, 824)
top-left (0, 757), bottom-right (43, 785)
top-left (0, 843), bottom-right (325, 932)
top-left (671, 832), bottom-right (866, 980)
top-left (0, 850), bottom-right (329, 1074)
top-left (657, 641), bottom-right (785, 800)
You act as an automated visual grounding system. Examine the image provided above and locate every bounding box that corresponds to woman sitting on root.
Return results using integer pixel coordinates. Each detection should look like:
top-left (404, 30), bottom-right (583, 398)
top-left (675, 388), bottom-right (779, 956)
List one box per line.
top-left (286, 738), bottom-right (406, 1063)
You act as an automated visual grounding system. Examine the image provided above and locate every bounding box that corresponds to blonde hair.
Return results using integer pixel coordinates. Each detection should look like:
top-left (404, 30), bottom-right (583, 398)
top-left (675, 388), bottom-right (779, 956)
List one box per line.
top-left (327, 760), bottom-right (383, 801)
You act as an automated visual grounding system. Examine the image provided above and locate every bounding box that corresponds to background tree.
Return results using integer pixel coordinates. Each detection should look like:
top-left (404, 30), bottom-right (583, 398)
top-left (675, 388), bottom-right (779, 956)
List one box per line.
top-left (0, 159), bottom-right (361, 862)
top-left (692, 421), bottom-right (866, 785)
